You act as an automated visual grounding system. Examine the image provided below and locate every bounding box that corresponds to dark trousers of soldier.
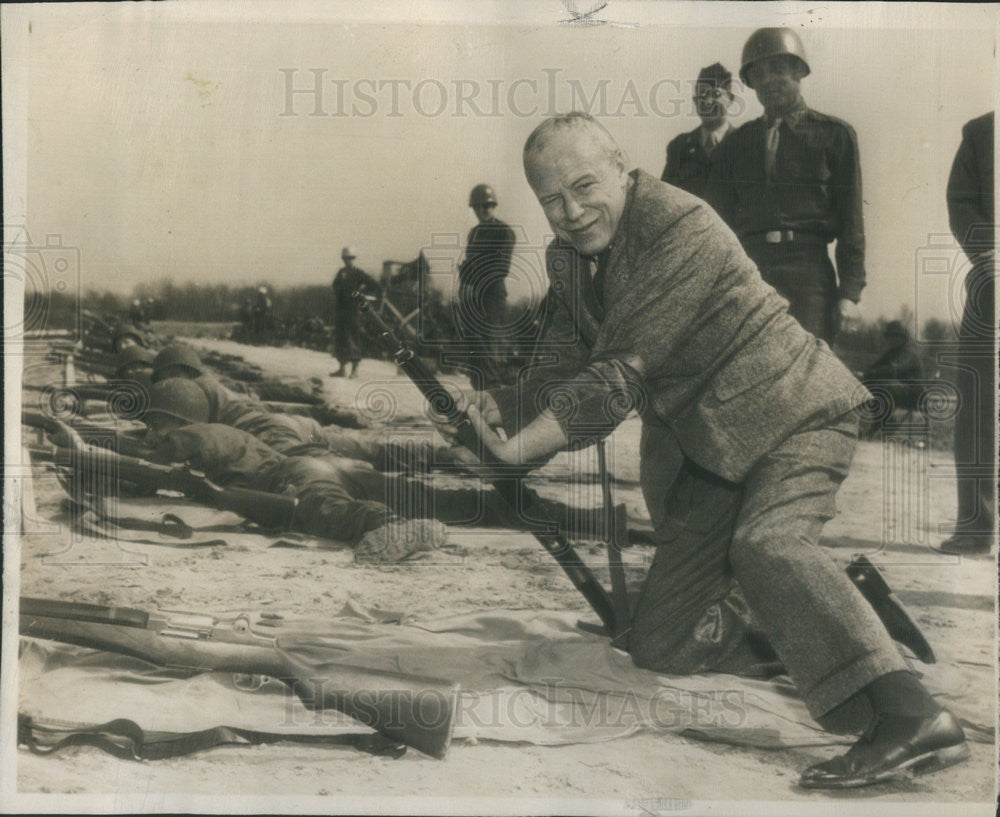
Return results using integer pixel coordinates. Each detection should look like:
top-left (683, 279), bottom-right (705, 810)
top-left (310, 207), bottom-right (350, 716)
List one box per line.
top-left (457, 281), bottom-right (507, 388)
top-left (953, 264), bottom-right (996, 537)
top-left (629, 413), bottom-right (908, 732)
top-left (743, 239), bottom-right (839, 343)
top-left (333, 309), bottom-right (363, 366)
top-left (859, 379), bottom-right (923, 436)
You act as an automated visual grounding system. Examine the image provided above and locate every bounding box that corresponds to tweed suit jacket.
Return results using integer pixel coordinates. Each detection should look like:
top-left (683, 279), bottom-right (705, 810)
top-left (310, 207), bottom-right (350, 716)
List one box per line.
top-left (492, 169), bottom-right (865, 484)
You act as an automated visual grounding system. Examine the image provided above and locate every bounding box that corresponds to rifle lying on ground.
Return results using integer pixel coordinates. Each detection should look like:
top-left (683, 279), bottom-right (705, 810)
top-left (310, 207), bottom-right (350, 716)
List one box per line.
top-left (22, 410), bottom-right (298, 531)
top-left (24, 380), bottom-right (153, 420)
top-left (354, 292), bottom-right (621, 638)
top-left (20, 597), bottom-right (458, 758)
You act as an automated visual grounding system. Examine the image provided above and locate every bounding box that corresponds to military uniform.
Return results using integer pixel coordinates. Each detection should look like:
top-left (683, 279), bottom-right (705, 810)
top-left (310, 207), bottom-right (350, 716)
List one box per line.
top-left (332, 264), bottom-right (379, 368)
top-left (709, 102), bottom-right (865, 342)
top-left (457, 216), bottom-right (515, 384)
top-left (661, 124), bottom-right (731, 201)
top-left (153, 422), bottom-right (604, 541)
top-left (946, 112), bottom-right (996, 543)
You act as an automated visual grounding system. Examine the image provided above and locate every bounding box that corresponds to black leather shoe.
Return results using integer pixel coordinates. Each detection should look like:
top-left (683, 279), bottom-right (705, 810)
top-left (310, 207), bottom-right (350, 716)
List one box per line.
top-left (934, 533), bottom-right (993, 556)
top-left (799, 709), bottom-right (969, 789)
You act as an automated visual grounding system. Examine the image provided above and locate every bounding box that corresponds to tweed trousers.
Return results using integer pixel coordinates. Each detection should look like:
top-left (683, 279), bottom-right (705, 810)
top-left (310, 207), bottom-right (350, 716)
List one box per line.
top-left (630, 412), bottom-right (908, 724)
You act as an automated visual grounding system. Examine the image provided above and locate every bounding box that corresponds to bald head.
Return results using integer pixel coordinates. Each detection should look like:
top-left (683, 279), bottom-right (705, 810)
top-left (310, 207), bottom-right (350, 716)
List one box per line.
top-left (523, 112), bottom-right (630, 256)
top-left (523, 112), bottom-right (624, 172)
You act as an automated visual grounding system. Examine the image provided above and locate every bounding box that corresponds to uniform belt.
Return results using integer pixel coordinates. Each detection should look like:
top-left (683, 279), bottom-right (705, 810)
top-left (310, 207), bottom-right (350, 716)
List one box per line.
top-left (744, 230), bottom-right (829, 246)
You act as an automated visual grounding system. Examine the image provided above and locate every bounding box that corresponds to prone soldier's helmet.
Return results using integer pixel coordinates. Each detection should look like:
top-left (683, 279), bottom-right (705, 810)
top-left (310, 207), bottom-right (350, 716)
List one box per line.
top-left (145, 378), bottom-right (210, 426)
top-left (468, 184), bottom-right (498, 208)
top-left (152, 344), bottom-right (204, 383)
top-left (116, 345), bottom-right (156, 377)
top-left (739, 28), bottom-right (810, 88)
top-left (341, 246), bottom-right (357, 260)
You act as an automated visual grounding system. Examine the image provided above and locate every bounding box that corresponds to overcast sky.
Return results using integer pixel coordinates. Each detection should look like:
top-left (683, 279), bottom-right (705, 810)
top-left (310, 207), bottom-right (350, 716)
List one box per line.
top-left (9, 2), bottom-right (999, 323)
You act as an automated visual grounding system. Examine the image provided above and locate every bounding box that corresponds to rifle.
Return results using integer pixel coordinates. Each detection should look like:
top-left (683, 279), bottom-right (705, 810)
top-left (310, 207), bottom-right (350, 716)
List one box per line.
top-left (354, 292), bottom-right (619, 637)
top-left (22, 410), bottom-right (298, 531)
top-left (20, 597), bottom-right (458, 758)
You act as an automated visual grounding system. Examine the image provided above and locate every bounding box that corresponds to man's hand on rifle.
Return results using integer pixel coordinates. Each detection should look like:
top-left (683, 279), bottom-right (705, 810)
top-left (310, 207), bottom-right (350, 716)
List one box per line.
top-left (428, 389), bottom-right (502, 448)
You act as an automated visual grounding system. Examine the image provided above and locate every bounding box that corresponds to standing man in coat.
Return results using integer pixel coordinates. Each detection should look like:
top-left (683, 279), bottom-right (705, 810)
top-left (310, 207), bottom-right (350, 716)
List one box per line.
top-left (435, 112), bottom-right (968, 788)
top-left (457, 184), bottom-right (516, 388)
top-left (331, 247), bottom-right (380, 379)
top-left (709, 28), bottom-right (864, 343)
top-left (661, 62), bottom-right (735, 201)
top-left (938, 111), bottom-right (996, 555)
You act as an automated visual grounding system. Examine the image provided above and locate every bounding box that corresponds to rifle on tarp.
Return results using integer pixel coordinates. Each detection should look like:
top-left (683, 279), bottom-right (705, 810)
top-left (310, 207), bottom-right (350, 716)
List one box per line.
top-left (354, 291), bottom-right (620, 638)
top-left (22, 410), bottom-right (298, 531)
top-left (20, 597), bottom-right (459, 758)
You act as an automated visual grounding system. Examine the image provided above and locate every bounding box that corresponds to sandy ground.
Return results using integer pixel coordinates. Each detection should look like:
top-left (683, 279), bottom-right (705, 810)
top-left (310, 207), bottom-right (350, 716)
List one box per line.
top-left (11, 338), bottom-right (998, 813)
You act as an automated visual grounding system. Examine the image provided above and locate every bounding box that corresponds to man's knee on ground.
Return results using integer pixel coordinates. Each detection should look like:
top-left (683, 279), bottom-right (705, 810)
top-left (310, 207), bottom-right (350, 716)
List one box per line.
top-left (629, 626), bottom-right (705, 676)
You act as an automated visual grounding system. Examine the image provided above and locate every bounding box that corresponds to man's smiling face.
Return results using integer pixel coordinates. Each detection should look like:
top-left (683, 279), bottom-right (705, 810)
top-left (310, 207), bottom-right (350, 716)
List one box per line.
top-left (524, 126), bottom-right (629, 256)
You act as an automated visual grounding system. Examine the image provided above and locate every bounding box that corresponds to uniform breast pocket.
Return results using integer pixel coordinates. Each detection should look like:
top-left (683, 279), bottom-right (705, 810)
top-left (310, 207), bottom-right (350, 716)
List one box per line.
top-left (784, 138), bottom-right (830, 184)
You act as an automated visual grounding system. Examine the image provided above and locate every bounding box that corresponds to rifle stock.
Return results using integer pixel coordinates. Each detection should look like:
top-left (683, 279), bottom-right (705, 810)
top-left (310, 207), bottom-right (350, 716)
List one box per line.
top-left (20, 597), bottom-right (458, 758)
top-left (354, 292), bottom-right (618, 636)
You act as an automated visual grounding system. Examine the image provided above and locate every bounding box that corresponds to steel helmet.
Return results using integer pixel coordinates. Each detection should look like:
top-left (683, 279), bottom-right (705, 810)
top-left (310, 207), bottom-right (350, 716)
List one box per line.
top-left (341, 246), bottom-right (357, 260)
top-left (740, 28), bottom-right (810, 89)
top-left (151, 344), bottom-right (204, 382)
top-left (469, 184), bottom-right (498, 207)
top-left (145, 378), bottom-right (210, 426)
top-left (116, 344), bottom-right (155, 376)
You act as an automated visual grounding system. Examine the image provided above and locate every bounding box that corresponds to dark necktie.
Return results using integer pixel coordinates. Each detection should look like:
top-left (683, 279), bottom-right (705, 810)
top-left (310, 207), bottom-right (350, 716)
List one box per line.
top-left (765, 118), bottom-right (782, 181)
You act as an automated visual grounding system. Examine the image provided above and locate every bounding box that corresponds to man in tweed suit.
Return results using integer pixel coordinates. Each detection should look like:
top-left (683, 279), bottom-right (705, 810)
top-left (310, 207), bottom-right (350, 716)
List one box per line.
top-left (436, 113), bottom-right (968, 788)
top-left (661, 62), bottom-right (735, 201)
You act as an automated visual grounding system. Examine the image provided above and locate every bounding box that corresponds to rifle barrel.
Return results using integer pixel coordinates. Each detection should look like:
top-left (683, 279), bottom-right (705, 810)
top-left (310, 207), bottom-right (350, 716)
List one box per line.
top-left (354, 291), bottom-right (618, 635)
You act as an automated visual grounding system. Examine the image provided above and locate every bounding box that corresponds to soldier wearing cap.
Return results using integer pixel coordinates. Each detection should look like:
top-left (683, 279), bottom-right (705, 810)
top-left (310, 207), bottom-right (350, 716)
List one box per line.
top-left (457, 184), bottom-right (516, 387)
top-left (661, 63), bottom-right (735, 201)
top-left (709, 28), bottom-right (865, 343)
top-left (331, 247), bottom-right (380, 378)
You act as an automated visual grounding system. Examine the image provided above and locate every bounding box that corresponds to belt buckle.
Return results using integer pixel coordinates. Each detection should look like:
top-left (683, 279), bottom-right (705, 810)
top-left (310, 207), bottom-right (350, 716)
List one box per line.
top-left (764, 230), bottom-right (783, 244)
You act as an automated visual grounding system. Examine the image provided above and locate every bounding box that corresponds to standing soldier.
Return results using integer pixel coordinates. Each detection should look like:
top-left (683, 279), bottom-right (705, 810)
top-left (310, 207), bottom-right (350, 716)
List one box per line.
top-left (128, 298), bottom-right (147, 327)
top-left (457, 183), bottom-right (516, 387)
top-left (938, 111), bottom-right (995, 555)
top-left (331, 246), bottom-right (380, 378)
top-left (250, 286), bottom-right (273, 345)
top-left (661, 62), bottom-right (735, 200)
top-left (709, 28), bottom-right (864, 343)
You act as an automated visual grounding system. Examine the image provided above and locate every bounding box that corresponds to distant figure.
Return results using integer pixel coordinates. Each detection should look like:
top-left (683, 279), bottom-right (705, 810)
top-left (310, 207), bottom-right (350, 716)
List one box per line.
top-left (457, 183), bottom-right (515, 387)
top-left (248, 286), bottom-right (273, 345)
top-left (128, 298), bottom-right (148, 327)
top-left (661, 62), bottom-right (735, 201)
top-left (710, 28), bottom-right (865, 343)
top-left (331, 246), bottom-right (380, 378)
top-left (861, 321), bottom-right (924, 436)
top-left (938, 111), bottom-right (996, 555)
